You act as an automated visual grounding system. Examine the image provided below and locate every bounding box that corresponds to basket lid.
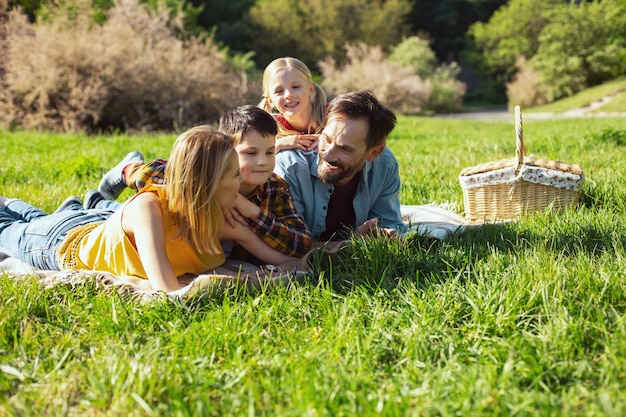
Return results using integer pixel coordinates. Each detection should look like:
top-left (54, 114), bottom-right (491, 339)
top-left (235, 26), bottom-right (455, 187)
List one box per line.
top-left (460, 156), bottom-right (583, 177)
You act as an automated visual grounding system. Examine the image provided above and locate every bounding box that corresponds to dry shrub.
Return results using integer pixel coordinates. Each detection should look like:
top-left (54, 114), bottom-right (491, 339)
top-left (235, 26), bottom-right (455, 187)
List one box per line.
top-left (319, 43), bottom-right (431, 115)
top-left (0, 0), bottom-right (8, 76)
top-left (0, 0), bottom-right (14, 123)
top-left (0, 0), bottom-right (248, 132)
top-left (506, 56), bottom-right (550, 110)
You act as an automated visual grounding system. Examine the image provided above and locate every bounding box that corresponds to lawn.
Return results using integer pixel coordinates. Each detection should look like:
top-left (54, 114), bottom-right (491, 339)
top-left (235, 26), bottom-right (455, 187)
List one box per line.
top-left (525, 77), bottom-right (626, 114)
top-left (2, 115), bottom-right (626, 416)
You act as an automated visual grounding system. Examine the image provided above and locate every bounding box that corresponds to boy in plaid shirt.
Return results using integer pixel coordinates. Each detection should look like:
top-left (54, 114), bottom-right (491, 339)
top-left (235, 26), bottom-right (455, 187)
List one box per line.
top-left (86, 106), bottom-right (312, 261)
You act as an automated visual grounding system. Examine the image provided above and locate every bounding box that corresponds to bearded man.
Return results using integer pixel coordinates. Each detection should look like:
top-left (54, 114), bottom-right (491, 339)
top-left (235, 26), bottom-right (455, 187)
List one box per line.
top-left (274, 91), bottom-right (406, 241)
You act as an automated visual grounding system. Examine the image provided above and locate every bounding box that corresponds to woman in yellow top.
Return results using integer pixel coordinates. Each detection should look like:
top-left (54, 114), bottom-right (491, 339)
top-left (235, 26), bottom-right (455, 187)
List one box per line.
top-left (0, 126), bottom-right (298, 292)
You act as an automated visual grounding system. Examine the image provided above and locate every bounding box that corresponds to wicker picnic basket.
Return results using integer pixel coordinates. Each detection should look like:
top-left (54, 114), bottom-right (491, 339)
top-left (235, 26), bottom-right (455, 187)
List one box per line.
top-left (459, 106), bottom-right (584, 222)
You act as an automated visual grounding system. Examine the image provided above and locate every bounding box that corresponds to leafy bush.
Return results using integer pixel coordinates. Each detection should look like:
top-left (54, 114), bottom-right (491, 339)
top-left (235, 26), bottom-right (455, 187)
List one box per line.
top-left (390, 37), bottom-right (466, 113)
top-left (388, 36), bottom-right (437, 79)
top-left (467, 0), bottom-right (558, 83)
top-left (529, 0), bottom-right (626, 102)
top-left (319, 43), bottom-right (431, 115)
top-left (248, 0), bottom-right (412, 69)
top-left (427, 62), bottom-right (466, 113)
top-left (469, 0), bottom-right (626, 106)
top-left (0, 0), bottom-right (251, 132)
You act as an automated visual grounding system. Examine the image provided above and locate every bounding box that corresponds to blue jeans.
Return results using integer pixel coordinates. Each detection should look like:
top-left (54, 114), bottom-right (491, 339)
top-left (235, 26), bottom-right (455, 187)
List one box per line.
top-left (0, 199), bottom-right (113, 270)
top-left (95, 199), bottom-right (123, 211)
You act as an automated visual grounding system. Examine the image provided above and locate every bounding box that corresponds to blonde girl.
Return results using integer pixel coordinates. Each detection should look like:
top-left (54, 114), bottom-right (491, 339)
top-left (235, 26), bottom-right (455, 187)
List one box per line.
top-left (0, 127), bottom-right (297, 293)
top-left (259, 57), bottom-right (327, 152)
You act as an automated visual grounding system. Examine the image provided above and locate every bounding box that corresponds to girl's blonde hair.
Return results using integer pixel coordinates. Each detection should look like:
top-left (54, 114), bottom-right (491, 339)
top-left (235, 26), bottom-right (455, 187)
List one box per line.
top-left (165, 126), bottom-right (235, 254)
top-left (258, 57), bottom-right (327, 137)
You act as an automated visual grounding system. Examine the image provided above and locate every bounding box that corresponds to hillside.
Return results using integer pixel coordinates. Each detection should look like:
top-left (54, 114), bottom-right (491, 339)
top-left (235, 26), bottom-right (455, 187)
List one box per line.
top-left (526, 78), bottom-right (626, 116)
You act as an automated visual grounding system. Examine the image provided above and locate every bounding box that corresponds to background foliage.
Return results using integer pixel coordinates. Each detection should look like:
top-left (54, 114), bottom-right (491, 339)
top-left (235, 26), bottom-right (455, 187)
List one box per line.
top-left (1, 0), bottom-right (626, 132)
top-left (0, 0), bottom-right (253, 133)
top-left (469, 0), bottom-right (626, 106)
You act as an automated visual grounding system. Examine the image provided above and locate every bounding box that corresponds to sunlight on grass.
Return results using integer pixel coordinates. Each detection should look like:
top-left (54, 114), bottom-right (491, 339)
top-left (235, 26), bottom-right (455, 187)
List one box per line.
top-left (2, 116), bottom-right (626, 415)
top-left (592, 89), bottom-right (626, 113)
top-left (527, 77), bottom-right (626, 114)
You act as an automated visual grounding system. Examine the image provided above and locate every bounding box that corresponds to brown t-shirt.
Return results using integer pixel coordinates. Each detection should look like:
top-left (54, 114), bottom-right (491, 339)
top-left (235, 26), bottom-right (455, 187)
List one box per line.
top-left (320, 172), bottom-right (361, 241)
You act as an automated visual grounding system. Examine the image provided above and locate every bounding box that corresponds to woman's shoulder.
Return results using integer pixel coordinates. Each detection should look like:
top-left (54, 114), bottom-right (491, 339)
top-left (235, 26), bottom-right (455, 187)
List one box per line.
top-left (125, 185), bottom-right (165, 211)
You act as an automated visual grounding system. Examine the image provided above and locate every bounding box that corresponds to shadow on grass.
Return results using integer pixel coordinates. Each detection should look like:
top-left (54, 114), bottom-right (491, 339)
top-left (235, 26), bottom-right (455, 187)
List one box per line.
top-left (302, 209), bottom-right (626, 295)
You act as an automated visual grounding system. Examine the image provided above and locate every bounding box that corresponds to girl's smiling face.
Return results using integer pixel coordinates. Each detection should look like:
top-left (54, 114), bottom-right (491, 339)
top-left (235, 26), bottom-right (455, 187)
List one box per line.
top-left (267, 68), bottom-right (315, 123)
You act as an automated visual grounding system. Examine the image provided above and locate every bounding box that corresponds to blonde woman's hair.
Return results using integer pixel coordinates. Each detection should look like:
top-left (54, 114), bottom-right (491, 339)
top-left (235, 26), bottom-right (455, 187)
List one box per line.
top-left (165, 126), bottom-right (235, 254)
top-left (258, 57), bottom-right (327, 137)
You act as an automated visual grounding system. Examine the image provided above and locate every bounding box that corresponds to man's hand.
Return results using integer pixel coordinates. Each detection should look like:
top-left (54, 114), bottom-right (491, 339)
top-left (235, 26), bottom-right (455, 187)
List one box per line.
top-left (355, 217), bottom-right (398, 238)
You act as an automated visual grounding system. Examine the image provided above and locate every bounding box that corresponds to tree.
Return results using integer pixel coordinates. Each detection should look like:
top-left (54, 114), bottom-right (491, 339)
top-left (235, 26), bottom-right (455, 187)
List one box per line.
top-left (467, 0), bottom-right (560, 82)
top-left (530, 0), bottom-right (626, 100)
top-left (408, 0), bottom-right (507, 61)
top-left (248, 0), bottom-right (412, 70)
top-left (470, 0), bottom-right (626, 104)
top-left (186, 0), bottom-right (255, 53)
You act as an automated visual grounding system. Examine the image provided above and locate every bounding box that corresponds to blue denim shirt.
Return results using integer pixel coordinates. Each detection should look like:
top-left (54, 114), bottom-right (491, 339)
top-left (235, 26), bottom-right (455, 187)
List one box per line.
top-left (274, 147), bottom-right (406, 240)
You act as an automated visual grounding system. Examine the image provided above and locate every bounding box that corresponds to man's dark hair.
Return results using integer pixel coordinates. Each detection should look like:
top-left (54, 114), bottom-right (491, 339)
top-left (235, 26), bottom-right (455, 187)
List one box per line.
top-left (219, 105), bottom-right (278, 140)
top-left (324, 91), bottom-right (397, 149)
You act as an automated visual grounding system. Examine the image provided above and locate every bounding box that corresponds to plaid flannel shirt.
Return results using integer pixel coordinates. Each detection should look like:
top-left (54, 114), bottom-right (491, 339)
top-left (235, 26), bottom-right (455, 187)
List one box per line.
top-left (136, 160), bottom-right (311, 261)
top-left (229, 173), bottom-right (312, 261)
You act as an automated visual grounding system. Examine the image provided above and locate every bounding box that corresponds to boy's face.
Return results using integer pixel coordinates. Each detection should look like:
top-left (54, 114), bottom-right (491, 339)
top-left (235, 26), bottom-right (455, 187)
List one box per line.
top-left (235, 130), bottom-right (276, 188)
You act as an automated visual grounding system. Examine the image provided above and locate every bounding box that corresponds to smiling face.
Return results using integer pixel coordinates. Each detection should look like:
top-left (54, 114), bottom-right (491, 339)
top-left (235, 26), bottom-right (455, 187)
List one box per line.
top-left (266, 67), bottom-right (315, 130)
top-left (317, 115), bottom-right (384, 186)
top-left (214, 152), bottom-right (243, 210)
top-left (235, 130), bottom-right (276, 196)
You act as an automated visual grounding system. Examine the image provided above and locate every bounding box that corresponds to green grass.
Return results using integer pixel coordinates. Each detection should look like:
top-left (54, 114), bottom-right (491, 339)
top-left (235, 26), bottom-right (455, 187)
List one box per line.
top-left (3, 117), bottom-right (626, 415)
top-left (593, 89), bottom-right (626, 113)
top-left (527, 78), bottom-right (626, 114)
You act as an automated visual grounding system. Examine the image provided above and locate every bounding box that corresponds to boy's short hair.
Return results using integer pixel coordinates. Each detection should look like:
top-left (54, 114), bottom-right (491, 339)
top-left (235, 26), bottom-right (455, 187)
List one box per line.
top-left (219, 105), bottom-right (278, 145)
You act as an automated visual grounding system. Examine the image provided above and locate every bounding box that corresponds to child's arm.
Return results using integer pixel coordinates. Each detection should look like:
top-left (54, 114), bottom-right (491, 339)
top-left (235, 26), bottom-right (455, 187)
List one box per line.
top-left (221, 220), bottom-right (298, 266)
top-left (238, 176), bottom-right (312, 257)
top-left (275, 134), bottom-right (319, 153)
top-left (121, 193), bottom-right (181, 292)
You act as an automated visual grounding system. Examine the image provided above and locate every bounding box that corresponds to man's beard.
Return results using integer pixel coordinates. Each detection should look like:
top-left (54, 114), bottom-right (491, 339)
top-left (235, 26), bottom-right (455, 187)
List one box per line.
top-left (317, 157), bottom-right (360, 184)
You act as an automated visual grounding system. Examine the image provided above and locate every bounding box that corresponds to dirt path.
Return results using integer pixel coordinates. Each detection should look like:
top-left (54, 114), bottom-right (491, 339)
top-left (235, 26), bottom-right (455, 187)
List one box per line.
top-left (436, 91), bottom-right (626, 120)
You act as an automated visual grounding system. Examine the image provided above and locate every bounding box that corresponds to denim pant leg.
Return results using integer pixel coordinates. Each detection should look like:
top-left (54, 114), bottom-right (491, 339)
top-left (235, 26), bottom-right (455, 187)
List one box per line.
top-left (0, 200), bottom-right (112, 270)
top-left (0, 199), bottom-right (47, 223)
top-left (96, 200), bottom-right (123, 211)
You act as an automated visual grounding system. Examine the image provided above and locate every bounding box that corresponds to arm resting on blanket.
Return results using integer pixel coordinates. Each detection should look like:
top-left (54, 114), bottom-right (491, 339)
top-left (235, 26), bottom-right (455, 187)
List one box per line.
top-left (122, 193), bottom-right (181, 292)
top-left (221, 221), bottom-right (298, 266)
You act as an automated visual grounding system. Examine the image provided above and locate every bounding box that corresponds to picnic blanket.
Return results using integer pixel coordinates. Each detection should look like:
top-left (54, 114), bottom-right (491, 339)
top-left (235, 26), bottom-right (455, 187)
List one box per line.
top-left (0, 204), bottom-right (472, 304)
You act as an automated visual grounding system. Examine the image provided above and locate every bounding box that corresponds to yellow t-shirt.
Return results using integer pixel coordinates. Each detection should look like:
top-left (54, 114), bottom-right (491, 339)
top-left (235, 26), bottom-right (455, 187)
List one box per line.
top-left (57, 185), bottom-right (225, 278)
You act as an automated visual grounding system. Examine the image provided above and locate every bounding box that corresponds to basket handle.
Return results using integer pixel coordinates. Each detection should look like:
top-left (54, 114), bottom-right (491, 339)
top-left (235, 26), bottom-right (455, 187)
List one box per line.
top-left (514, 105), bottom-right (526, 169)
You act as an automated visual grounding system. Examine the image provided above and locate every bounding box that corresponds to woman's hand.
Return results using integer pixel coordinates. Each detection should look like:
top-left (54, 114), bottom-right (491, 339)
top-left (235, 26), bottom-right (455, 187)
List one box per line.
top-left (275, 134), bottom-right (319, 153)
